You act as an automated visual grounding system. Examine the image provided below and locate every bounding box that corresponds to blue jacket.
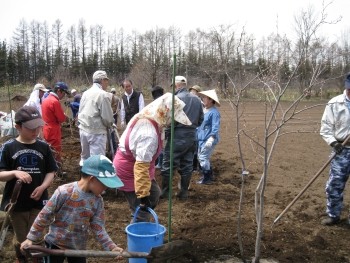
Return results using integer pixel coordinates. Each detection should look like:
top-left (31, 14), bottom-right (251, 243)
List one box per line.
top-left (197, 106), bottom-right (221, 149)
top-left (175, 87), bottom-right (203, 129)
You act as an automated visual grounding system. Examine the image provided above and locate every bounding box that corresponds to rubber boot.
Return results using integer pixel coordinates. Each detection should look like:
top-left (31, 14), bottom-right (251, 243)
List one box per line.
top-left (176, 176), bottom-right (191, 200)
top-left (193, 153), bottom-right (199, 172)
top-left (197, 170), bottom-right (213, 185)
top-left (209, 166), bottom-right (216, 181)
top-left (159, 176), bottom-right (170, 199)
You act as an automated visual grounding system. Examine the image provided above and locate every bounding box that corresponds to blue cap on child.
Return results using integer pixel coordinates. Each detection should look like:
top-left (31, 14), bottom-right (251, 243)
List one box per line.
top-left (81, 155), bottom-right (124, 188)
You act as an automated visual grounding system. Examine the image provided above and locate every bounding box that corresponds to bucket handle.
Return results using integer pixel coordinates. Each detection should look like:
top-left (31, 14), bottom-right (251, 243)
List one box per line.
top-left (132, 207), bottom-right (162, 239)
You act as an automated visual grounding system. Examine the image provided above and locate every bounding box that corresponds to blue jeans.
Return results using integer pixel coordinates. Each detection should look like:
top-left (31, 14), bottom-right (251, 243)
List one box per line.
top-left (197, 144), bottom-right (215, 171)
top-left (326, 147), bottom-right (350, 218)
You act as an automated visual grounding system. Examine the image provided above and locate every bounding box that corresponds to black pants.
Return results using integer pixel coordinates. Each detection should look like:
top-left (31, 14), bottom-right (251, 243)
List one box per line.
top-left (44, 242), bottom-right (86, 263)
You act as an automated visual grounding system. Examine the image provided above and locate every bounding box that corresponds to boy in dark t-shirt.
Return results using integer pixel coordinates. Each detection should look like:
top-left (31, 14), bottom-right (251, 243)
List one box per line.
top-left (0, 105), bottom-right (57, 262)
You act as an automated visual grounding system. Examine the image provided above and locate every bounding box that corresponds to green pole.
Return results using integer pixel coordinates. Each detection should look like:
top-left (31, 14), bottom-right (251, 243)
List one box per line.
top-left (167, 54), bottom-right (176, 242)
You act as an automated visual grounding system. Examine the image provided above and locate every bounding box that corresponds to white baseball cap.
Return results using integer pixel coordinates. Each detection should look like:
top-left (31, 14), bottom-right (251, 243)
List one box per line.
top-left (175, 76), bottom-right (187, 84)
top-left (93, 70), bottom-right (109, 82)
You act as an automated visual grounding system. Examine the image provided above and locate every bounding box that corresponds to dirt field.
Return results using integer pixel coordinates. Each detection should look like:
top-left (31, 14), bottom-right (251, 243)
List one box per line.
top-left (1, 99), bottom-right (350, 263)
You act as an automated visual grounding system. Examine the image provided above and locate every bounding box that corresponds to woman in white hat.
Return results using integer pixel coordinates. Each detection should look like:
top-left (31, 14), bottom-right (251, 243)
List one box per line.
top-left (196, 89), bottom-right (221, 184)
top-left (24, 83), bottom-right (49, 115)
top-left (113, 93), bottom-right (191, 221)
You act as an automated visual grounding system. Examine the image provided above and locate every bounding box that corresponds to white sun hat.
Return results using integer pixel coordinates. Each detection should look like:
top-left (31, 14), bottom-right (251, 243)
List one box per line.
top-left (199, 89), bottom-right (220, 107)
top-left (33, 83), bottom-right (49, 92)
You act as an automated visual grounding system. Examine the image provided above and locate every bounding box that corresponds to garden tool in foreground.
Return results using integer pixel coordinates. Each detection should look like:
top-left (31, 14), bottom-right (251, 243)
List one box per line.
top-left (0, 180), bottom-right (22, 250)
top-left (24, 239), bottom-right (191, 263)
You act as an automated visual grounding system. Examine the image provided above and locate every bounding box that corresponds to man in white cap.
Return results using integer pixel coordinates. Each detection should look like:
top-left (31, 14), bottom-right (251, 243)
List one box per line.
top-left (160, 76), bottom-right (204, 200)
top-left (78, 70), bottom-right (114, 166)
top-left (196, 89), bottom-right (221, 184)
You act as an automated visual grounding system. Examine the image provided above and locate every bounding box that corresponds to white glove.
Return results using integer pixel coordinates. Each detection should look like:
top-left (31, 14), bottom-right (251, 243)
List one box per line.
top-left (204, 137), bottom-right (215, 149)
top-left (121, 121), bottom-right (126, 129)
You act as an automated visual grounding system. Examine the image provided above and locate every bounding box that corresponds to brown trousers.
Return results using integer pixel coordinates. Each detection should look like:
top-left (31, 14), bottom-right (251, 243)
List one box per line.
top-left (10, 209), bottom-right (41, 260)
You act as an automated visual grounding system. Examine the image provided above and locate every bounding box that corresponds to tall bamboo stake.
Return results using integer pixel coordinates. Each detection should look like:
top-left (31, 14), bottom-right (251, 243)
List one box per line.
top-left (167, 54), bottom-right (176, 242)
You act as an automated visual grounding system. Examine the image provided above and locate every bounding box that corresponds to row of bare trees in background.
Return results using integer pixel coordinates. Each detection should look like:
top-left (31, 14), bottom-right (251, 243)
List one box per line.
top-left (0, 3), bottom-right (349, 96)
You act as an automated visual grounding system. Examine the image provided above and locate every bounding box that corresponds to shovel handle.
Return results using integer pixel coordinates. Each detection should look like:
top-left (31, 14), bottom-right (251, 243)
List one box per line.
top-left (8, 180), bottom-right (22, 208)
top-left (0, 180), bottom-right (22, 251)
top-left (24, 245), bottom-right (151, 259)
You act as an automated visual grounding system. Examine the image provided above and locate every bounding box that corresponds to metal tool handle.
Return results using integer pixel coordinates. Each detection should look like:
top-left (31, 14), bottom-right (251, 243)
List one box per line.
top-left (24, 245), bottom-right (150, 258)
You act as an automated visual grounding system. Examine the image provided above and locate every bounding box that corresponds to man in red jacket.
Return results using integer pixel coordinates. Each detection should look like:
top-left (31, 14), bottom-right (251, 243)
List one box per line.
top-left (41, 82), bottom-right (69, 177)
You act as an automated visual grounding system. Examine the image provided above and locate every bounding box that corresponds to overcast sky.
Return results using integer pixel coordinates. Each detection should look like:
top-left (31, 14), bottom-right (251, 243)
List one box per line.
top-left (0, 0), bottom-right (349, 43)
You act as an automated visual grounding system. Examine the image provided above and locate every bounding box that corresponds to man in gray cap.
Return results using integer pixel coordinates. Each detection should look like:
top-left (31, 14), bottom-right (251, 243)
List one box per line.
top-left (320, 72), bottom-right (350, 225)
top-left (78, 70), bottom-right (114, 166)
top-left (160, 76), bottom-right (204, 200)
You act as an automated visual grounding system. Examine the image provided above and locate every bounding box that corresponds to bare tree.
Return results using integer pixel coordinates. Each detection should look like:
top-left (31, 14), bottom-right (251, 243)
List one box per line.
top-left (12, 19), bottom-right (29, 82)
top-left (78, 19), bottom-right (88, 73)
top-left (293, 1), bottom-right (341, 93)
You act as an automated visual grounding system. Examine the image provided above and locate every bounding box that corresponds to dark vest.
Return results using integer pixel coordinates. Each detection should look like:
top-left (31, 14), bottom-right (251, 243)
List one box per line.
top-left (122, 91), bottom-right (140, 124)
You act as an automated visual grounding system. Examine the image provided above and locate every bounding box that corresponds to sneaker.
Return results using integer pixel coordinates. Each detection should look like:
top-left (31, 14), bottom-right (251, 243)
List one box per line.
top-left (321, 216), bottom-right (340, 226)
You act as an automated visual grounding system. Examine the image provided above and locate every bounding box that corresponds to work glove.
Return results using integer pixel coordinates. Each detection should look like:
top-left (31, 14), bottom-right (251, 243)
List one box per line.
top-left (120, 121), bottom-right (126, 129)
top-left (330, 141), bottom-right (343, 154)
top-left (139, 196), bottom-right (152, 212)
top-left (204, 137), bottom-right (215, 149)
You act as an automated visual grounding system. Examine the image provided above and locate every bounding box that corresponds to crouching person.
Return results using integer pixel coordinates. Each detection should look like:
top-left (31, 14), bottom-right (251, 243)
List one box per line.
top-left (21, 155), bottom-right (124, 263)
top-left (113, 93), bottom-right (191, 222)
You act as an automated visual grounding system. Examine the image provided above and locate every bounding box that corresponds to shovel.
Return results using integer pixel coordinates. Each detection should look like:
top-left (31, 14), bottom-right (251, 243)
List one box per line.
top-left (24, 240), bottom-right (191, 262)
top-left (0, 180), bottom-right (22, 250)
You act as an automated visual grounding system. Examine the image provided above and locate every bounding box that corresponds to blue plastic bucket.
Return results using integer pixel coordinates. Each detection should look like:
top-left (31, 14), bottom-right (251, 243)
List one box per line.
top-left (125, 207), bottom-right (166, 263)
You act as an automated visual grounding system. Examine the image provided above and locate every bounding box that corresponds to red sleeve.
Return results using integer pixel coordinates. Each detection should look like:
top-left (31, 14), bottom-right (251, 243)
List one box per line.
top-left (54, 100), bottom-right (66, 123)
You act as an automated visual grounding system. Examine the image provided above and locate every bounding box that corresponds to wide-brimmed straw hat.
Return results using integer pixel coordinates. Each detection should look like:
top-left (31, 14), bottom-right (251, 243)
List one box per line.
top-left (199, 89), bottom-right (220, 107)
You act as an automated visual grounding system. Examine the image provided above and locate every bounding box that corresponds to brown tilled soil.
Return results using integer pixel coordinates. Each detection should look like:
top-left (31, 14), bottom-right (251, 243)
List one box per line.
top-left (1, 100), bottom-right (350, 263)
